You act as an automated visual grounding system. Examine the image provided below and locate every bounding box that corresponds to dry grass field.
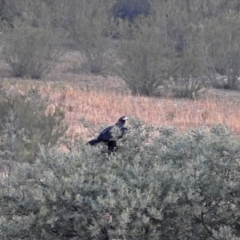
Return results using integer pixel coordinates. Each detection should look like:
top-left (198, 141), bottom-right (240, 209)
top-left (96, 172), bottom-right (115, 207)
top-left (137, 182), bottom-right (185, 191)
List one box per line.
top-left (1, 51), bottom-right (240, 140)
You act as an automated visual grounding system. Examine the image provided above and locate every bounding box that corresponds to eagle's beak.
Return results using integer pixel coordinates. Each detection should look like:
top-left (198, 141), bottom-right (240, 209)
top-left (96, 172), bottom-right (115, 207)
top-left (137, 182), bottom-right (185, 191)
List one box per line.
top-left (123, 116), bottom-right (128, 120)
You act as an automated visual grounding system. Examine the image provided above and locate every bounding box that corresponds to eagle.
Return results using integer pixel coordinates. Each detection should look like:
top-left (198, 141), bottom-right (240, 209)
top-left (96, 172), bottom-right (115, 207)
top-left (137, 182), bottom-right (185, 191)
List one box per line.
top-left (87, 116), bottom-right (128, 152)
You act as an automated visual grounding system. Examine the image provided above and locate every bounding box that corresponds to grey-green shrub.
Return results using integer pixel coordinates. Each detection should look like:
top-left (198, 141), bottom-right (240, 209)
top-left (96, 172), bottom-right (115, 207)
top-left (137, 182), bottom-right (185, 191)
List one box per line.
top-left (3, 24), bottom-right (62, 79)
top-left (116, 1), bottom-right (209, 98)
top-left (167, 35), bottom-right (209, 99)
top-left (204, 10), bottom-right (240, 90)
top-left (117, 17), bottom-right (172, 96)
top-left (66, 0), bottom-right (117, 74)
top-left (0, 87), bottom-right (67, 164)
top-left (1, 119), bottom-right (240, 239)
top-left (148, 0), bottom-right (209, 99)
top-left (3, 1), bottom-right (64, 79)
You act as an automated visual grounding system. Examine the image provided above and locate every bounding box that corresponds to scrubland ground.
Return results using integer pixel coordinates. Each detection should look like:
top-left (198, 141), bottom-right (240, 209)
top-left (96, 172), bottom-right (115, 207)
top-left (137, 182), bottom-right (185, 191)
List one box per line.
top-left (1, 50), bottom-right (240, 139)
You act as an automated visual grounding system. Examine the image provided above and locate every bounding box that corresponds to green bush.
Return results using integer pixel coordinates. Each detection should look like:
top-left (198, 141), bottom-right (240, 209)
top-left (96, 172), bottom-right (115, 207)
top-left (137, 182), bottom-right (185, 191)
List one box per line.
top-left (3, 1), bottom-right (64, 79)
top-left (1, 119), bottom-right (240, 239)
top-left (166, 37), bottom-right (209, 99)
top-left (0, 87), bottom-right (67, 164)
top-left (66, 0), bottom-right (117, 74)
top-left (117, 17), bottom-right (172, 96)
top-left (204, 11), bottom-right (240, 90)
top-left (3, 23), bottom-right (63, 79)
top-left (147, 0), bottom-right (209, 99)
top-left (116, 1), bottom-right (209, 98)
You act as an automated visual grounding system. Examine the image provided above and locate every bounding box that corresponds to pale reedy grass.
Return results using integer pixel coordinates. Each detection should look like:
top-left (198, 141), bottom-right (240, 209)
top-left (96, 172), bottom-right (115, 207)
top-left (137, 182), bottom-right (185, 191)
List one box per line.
top-left (2, 79), bottom-right (240, 139)
top-left (45, 85), bottom-right (240, 139)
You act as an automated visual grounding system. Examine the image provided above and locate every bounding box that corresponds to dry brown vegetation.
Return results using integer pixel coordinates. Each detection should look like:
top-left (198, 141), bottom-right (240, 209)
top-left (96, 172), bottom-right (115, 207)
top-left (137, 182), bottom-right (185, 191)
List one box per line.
top-left (48, 87), bottom-right (240, 138)
top-left (1, 51), bottom-right (240, 139)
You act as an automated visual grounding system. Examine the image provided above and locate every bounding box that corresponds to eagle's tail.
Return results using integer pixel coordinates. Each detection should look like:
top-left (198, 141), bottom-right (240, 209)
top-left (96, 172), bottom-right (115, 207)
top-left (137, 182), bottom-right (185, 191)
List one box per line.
top-left (87, 139), bottom-right (101, 145)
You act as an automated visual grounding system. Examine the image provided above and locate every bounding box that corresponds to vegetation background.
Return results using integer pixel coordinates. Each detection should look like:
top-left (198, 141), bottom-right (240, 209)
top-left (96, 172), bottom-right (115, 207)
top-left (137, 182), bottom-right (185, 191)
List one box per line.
top-left (1, 0), bottom-right (240, 239)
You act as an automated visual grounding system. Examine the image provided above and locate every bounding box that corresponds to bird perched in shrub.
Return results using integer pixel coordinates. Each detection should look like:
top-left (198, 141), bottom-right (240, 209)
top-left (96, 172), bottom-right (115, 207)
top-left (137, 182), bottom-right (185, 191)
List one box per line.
top-left (87, 116), bottom-right (128, 152)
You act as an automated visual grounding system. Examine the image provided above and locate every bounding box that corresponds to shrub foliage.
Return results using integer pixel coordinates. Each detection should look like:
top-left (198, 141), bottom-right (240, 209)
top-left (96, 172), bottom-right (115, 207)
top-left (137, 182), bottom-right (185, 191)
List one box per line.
top-left (117, 17), bottom-right (172, 96)
top-left (3, 1), bottom-right (64, 79)
top-left (0, 87), bottom-right (67, 164)
top-left (66, 0), bottom-right (117, 74)
top-left (1, 119), bottom-right (240, 239)
top-left (204, 11), bottom-right (240, 90)
top-left (2, 0), bottom-right (240, 95)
